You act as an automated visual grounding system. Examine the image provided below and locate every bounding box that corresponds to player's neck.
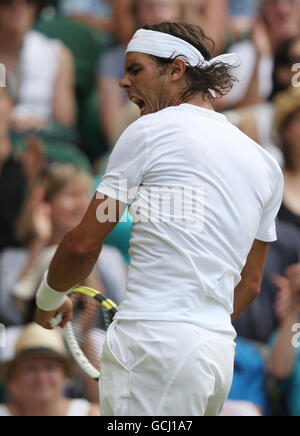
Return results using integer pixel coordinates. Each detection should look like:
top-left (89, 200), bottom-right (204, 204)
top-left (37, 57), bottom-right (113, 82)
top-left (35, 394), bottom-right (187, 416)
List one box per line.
top-left (184, 95), bottom-right (215, 112)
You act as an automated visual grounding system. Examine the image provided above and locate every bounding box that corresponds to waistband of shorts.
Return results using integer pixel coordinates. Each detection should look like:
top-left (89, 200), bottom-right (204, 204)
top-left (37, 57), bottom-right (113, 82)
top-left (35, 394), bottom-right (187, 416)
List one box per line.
top-left (115, 296), bottom-right (236, 338)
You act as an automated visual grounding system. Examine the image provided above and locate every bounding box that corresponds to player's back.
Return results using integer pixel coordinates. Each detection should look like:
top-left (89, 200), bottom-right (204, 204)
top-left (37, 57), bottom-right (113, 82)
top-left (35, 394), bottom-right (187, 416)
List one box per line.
top-left (99, 103), bottom-right (283, 333)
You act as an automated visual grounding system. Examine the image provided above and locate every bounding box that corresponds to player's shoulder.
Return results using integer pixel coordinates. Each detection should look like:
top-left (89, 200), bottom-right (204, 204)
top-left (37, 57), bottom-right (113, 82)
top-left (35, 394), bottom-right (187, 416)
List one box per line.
top-left (114, 116), bottom-right (150, 153)
top-left (236, 126), bottom-right (283, 178)
top-left (138, 106), bottom-right (186, 129)
top-left (121, 106), bottom-right (180, 135)
top-left (255, 140), bottom-right (283, 179)
top-left (254, 143), bottom-right (284, 195)
top-left (117, 115), bottom-right (145, 138)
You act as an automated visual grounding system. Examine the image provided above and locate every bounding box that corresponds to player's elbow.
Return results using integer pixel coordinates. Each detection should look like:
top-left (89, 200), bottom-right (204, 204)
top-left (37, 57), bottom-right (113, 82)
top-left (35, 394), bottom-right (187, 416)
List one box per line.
top-left (65, 227), bottom-right (102, 260)
top-left (241, 279), bottom-right (262, 301)
top-left (249, 283), bottom-right (261, 299)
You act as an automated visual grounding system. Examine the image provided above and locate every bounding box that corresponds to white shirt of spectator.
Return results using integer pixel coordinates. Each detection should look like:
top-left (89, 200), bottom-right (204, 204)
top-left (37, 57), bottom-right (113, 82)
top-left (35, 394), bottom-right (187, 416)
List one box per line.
top-left (12, 31), bottom-right (62, 122)
top-left (97, 104), bottom-right (283, 336)
top-left (225, 39), bottom-right (273, 107)
top-left (0, 400), bottom-right (91, 417)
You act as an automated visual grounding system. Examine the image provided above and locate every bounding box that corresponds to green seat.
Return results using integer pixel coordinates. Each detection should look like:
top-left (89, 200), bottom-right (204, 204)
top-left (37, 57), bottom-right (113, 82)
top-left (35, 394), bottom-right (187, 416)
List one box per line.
top-left (79, 91), bottom-right (109, 162)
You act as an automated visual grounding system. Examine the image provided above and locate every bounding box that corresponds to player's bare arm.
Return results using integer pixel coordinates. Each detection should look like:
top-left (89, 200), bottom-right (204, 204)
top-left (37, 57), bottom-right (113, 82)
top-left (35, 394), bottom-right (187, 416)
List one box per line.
top-left (34, 194), bottom-right (125, 329)
top-left (231, 239), bottom-right (269, 322)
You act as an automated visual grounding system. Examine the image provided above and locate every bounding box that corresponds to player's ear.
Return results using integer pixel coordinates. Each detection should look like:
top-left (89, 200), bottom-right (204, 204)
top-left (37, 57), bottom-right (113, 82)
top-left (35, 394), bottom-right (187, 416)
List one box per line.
top-left (169, 58), bottom-right (186, 81)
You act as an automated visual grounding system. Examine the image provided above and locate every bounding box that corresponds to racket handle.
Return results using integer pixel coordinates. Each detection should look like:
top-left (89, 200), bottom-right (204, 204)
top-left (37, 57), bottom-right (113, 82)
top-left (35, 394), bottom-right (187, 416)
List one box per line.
top-left (49, 313), bottom-right (63, 328)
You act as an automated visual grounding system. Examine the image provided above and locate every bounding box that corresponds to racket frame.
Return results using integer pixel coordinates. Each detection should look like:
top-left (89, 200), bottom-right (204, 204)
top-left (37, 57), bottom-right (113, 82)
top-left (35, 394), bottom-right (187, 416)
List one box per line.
top-left (50, 286), bottom-right (118, 381)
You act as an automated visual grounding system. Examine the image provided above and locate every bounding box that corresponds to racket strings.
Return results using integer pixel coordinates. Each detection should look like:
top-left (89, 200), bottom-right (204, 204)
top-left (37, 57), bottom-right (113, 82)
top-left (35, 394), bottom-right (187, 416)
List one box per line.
top-left (69, 295), bottom-right (111, 371)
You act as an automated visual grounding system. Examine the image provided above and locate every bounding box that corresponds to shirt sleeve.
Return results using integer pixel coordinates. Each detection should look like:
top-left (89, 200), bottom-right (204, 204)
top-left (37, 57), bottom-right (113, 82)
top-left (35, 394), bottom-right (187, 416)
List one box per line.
top-left (256, 169), bottom-right (284, 243)
top-left (96, 119), bottom-right (148, 205)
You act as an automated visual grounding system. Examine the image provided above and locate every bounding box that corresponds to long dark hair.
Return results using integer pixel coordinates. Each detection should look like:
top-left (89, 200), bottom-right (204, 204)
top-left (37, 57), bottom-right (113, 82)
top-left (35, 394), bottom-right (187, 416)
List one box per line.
top-left (280, 108), bottom-right (300, 171)
top-left (143, 22), bottom-right (238, 101)
top-left (271, 35), bottom-right (300, 100)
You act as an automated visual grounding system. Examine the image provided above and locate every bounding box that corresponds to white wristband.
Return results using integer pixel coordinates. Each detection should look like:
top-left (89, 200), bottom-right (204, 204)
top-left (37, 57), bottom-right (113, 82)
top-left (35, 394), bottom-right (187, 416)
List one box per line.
top-left (36, 272), bottom-right (71, 312)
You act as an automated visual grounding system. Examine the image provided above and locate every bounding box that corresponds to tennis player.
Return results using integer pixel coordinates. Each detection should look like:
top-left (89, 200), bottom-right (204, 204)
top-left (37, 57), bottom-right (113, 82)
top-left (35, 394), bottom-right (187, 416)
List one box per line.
top-left (35, 22), bottom-right (284, 416)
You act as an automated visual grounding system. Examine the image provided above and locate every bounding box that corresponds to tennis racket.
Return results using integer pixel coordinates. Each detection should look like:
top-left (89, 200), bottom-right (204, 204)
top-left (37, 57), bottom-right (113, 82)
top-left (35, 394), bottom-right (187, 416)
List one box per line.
top-left (49, 286), bottom-right (118, 381)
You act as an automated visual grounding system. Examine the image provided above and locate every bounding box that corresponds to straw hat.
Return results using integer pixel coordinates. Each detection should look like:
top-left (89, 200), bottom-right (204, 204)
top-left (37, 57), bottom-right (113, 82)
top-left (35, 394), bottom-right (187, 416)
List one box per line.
top-left (273, 86), bottom-right (300, 138)
top-left (0, 323), bottom-right (74, 381)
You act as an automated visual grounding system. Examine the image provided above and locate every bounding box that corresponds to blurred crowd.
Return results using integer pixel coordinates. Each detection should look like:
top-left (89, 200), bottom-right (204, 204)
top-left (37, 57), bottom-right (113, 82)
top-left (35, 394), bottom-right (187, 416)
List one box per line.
top-left (1, 0), bottom-right (300, 416)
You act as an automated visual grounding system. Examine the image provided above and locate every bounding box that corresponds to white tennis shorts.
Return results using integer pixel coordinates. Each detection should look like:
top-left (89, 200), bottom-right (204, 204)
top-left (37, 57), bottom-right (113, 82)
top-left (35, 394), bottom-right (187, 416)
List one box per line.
top-left (99, 320), bottom-right (236, 416)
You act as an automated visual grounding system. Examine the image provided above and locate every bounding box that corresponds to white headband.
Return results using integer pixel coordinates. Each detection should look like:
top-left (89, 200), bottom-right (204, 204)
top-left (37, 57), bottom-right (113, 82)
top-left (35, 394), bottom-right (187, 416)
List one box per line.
top-left (126, 29), bottom-right (240, 70)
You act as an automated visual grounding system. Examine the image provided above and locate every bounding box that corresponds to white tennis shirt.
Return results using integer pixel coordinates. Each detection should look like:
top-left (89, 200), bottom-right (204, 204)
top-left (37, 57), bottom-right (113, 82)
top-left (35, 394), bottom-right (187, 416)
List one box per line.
top-left (97, 104), bottom-right (283, 335)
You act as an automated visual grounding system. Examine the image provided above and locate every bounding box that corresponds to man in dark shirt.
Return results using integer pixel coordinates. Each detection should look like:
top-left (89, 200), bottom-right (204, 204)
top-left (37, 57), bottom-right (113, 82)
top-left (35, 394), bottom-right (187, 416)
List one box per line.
top-left (0, 88), bottom-right (26, 251)
top-left (0, 156), bottom-right (26, 251)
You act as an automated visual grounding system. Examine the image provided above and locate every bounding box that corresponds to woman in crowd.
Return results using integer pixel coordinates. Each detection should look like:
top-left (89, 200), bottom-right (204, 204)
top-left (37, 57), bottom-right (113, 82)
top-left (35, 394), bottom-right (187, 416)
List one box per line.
top-left (0, 0), bottom-right (75, 130)
top-left (223, 34), bottom-right (300, 164)
top-left (0, 87), bottom-right (45, 253)
top-left (269, 263), bottom-right (300, 416)
top-left (59, 0), bottom-right (116, 34)
top-left (221, 0), bottom-right (300, 111)
top-left (0, 323), bottom-right (100, 416)
top-left (0, 164), bottom-right (127, 325)
top-left (274, 86), bottom-right (300, 231)
top-left (114, 0), bottom-right (227, 52)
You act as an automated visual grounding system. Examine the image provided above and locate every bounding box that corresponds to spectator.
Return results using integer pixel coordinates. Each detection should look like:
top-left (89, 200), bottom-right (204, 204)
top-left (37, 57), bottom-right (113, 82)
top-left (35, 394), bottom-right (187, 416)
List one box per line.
top-left (223, 34), bottom-right (300, 163)
top-left (220, 337), bottom-right (268, 416)
top-left (221, 0), bottom-right (300, 110)
top-left (0, 323), bottom-right (100, 416)
top-left (183, 0), bottom-right (228, 55)
top-left (269, 264), bottom-right (300, 416)
top-left (273, 86), bottom-right (300, 231)
top-left (228, 0), bottom-right (258, 42)
top-left (0, 87), bottom-right (26, 251)
top-left (0, 0), bottom-right (76, 131)
top-left (59, 0), bottom-right (116, 43)
top-left (113, 0), bottom-right (182, 45)
top-left (270, 34), bottom-right (300, 99)
top-left (0, 164), bottom-right (127, 325)
top-left (114, 0), bottom-right (228, 54)
top-left (0, 87), bottom-right (45, 253)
